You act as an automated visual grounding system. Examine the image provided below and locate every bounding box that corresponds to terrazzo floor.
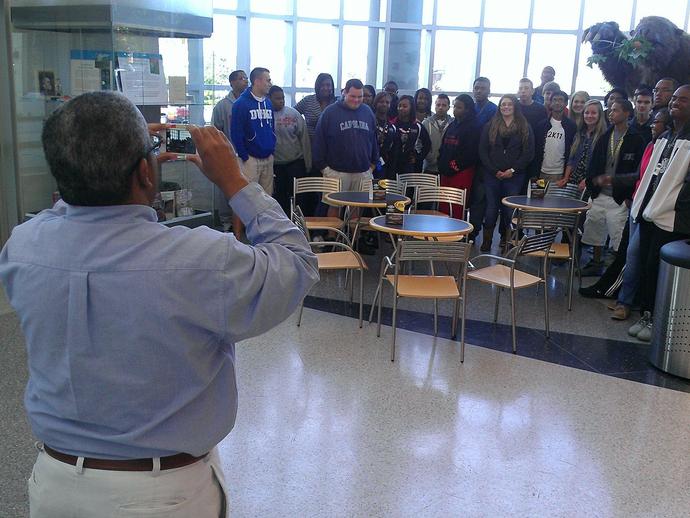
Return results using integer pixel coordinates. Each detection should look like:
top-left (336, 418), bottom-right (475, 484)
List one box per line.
top-left (2, 296), bottom-right (689, 516)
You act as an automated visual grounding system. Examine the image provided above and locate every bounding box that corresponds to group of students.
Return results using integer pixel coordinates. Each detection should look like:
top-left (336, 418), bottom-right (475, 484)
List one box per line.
top-left (211, 66), bottom-right (690, 343)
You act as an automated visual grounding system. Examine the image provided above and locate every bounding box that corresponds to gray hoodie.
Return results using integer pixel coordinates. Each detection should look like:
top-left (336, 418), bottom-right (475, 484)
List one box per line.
top-left (273, 105), bottom-right (312, 169)
top-left (422, 114), bottom-right (453, 172)
top-left (211, 90), bottom-right (240, 141)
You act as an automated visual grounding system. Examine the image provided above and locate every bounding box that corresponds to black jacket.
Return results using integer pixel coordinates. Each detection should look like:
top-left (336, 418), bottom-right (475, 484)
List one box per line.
top-left (478, 124), bottom-right (535, 177)
top-left (437, 118), bottom-right (480, 176)
top-left (533, 116), bottom-right (577, 175)
top-left (586, 125), bottom-right (646, 204)
top-left (391, 120), bottom-right (431, 174)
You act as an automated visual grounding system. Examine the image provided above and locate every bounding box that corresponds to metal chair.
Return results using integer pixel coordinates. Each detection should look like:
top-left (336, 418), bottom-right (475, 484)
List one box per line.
top-left (376, 239), bottom-right (472, 362)
top-left (514, 210), bottom-right (581, 310)
top-left (546, 183), bottom-right (582, 200)
top-left (292, 206), bottom-right (367, 327)
top-left (467, 230), bottom-right (558, 353)
top-left (397, 172), bottom-right (440, 206)
top-left (292, 177), bottom-right (343, 231)
top-left (413, 185), bottom-right (468, 219)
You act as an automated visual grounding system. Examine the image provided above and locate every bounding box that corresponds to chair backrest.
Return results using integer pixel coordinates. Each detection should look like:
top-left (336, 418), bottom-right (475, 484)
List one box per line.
top-left (514, 229), bottom-right (559, 257)
top-left (415, 186), bottom-right (467, 217)
top-left (546, 183), bottom-right (581, 199)
top-left (397, 173), bottom-right (440, 189)
top-left (358, 177), bottom-right (373, 192)
top-left (397, 239), bottom-right (472, 264)
top-left (517, 210), bottom-right (578, 231)
top-left (291, 205), bottom-right (310, 240)
top-left (384, 179), bottom-right (407, 197)
top-left (294, 176), bottom-right (341, 195)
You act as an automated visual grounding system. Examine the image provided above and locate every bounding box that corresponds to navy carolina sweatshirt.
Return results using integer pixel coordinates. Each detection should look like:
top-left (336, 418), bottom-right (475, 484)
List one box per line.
top-left (312, 101), bottom-right (379, 173)
top-left (230, 88), bottom-right (276, 161)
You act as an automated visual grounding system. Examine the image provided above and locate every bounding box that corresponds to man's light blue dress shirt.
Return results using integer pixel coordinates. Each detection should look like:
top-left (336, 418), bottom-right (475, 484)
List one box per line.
top-left (0, 183), bottom-right (318, 459)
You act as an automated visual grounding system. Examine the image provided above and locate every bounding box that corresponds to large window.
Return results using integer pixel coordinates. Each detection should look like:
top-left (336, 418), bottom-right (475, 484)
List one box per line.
top-left (200, 0), bottom-right (690, 121)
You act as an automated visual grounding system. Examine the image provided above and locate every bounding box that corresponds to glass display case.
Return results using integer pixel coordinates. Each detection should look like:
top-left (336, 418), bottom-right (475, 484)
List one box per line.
top-left (9, 0), bottom-right (216, 227)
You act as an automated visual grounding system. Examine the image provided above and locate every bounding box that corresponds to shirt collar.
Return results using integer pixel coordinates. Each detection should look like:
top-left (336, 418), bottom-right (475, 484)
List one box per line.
top-left (65, 202), bottom-right (158, 223)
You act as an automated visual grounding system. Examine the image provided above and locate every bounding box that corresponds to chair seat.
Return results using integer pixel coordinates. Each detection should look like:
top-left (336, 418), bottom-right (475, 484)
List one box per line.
top-left (467, 264), bottom-right (542, 289)
top-left (306, 217), bottom-right (343, 229)
top-left (385, 275), bottom-right (459, 298)
top-left (414, 209), bottom-right (447, 217)
top-left (526, 242), bottom-right (571, 259)
top-left (317, 251), bottom-right (366, 270)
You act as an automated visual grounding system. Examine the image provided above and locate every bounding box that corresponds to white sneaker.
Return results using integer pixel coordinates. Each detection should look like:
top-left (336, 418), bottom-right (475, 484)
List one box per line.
top-left (637, 320), bottom-right (653, 342)
top-left (628, 311), bottom-right (651, 337)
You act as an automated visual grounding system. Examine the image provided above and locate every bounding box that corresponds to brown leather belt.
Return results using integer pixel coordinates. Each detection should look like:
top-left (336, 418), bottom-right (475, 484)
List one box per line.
top-left (44, 445), bottom-right (206, 471)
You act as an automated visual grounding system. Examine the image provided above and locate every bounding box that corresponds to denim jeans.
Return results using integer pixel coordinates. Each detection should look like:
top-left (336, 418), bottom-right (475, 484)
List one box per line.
top-left (483, 173), bottom-right (523, 229)
top-left (617, 215), bottom-right (639, 307)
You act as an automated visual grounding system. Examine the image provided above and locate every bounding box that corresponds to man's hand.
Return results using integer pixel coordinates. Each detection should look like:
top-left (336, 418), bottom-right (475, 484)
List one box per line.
top-left (188, 125), bottom-right (248, 199)
top-left (578, 179), bottom-right (587, 191)
top-left (556, 178), bottom-right (568, 188)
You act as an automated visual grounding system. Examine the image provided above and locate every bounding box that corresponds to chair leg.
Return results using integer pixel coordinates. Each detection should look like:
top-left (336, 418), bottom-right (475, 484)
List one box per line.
top-left (460, 284), bottom-right (467, 363)
top-left (349, 269), bottom-right (354, 304)
top-left (297, 300), bottom-right (304, 327)
top-left (510, 287), bottom-right (517, 354)
top-left (358, 269), bottom-right (364, 328)
top-left (391, 295), bottom-right (398, 362)
top-left (376, 278), bottom-right (384, 337)
top-left (543, 279), bottom-right (550, 339)
top-left (451, 299), bottom-right (458, 338)
top-left (434, 299), bottom-right (438, 336)
top-left (494, 287), bottom-right (501, 323)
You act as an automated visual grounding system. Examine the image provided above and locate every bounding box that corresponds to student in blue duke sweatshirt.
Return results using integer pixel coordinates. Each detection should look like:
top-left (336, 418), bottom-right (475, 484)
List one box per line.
top-left (230, 67), bottom-right (277, 238)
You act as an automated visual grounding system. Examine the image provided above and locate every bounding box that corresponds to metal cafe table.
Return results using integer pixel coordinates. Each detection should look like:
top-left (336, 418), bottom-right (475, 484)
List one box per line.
top-left (323, 191), bottom-right (411, 243)
top-left (366, 213), bottom-right (474, 322)
top-left (501, 195), bottom-right (591, 310)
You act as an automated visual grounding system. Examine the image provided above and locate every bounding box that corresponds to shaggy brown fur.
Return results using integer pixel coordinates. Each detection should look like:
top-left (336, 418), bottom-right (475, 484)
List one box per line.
top-left (583, 16), bottom-right (690, 94)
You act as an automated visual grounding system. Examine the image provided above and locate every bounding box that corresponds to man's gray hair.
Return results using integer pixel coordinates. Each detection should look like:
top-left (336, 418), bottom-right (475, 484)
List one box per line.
top-left (42, 91), bottom-right (150, 205)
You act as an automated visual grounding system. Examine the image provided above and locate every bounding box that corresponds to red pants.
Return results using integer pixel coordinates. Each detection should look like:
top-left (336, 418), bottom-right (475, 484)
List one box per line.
top-left (439, 167), bottom-right (475, 219)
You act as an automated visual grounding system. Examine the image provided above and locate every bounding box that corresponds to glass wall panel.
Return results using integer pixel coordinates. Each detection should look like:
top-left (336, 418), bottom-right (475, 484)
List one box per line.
top-left (342, 25), bottom-right (369, 82)
top-left (532, 0), bottom-right (581, 30)
top-left (297, 0), bottom-right (340, 19)
top-left (575, 43), bottom-right (611, 97)
top-left (436, 0), bottom-right (481, 27)
top-left (583, 0), bottom-right (634, 31)
top-left (203, 15), bottom-right (237, 87)
top-left (295, 22), bottom-right (338, 88)
top-left (251, 0), bottom-right (291, 15)
top-left (214, 0), bottom-right (238, 9)
top-left (527, 34), bottom-right (576, 92)
top-left (250, 19), bottom-right (289, 86)
top-left (388, 29), bottom-right (422, 91)
top-left (635, 0), bottom-right (687, 29)
top-left (432, 30), bottom-right (478, 92)
top-left (484, 0), bottom-right (531, 29)
top-left (343, 0), bottom-right (370, 22)
top-left (480, 32), bottom-right (527, 94)
top-left (391, 0), bottom-right (424, 24)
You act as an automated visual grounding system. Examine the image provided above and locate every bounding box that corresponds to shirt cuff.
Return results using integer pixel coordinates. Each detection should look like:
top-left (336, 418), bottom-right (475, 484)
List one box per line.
top-left (228, 183), bottom-right (276, 224)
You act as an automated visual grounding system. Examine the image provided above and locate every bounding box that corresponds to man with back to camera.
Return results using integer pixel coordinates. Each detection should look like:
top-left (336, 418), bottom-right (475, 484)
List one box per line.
top-left (269, 85), bottom-right (312, 215)
top-left (312, 78), bottom-right (379, 221)
top-left (0, 91), bottom-right (319, 517)
top-left (231, 66), bottom-right (277, 239)
top-left (211, 69), bottom-right (248, 231)
top-left (472, 76), bottom-right (497, 127)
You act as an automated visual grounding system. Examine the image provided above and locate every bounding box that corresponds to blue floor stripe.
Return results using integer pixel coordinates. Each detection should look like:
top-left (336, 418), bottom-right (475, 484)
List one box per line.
top-left (303, 295), bottom-right (690, 394)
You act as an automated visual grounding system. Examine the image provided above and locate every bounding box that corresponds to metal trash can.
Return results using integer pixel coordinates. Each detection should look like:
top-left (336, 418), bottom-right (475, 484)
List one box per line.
top-left (649, 239), bottom-right (690, 379)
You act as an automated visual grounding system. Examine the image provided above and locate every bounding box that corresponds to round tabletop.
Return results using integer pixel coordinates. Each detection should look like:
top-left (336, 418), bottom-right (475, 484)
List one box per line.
top-left (369, 214), bottom-right (473, 237)
top-left (502, 195), bottom-right (591, 212)
top-left (324, 191), bottom-right (410, 208)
